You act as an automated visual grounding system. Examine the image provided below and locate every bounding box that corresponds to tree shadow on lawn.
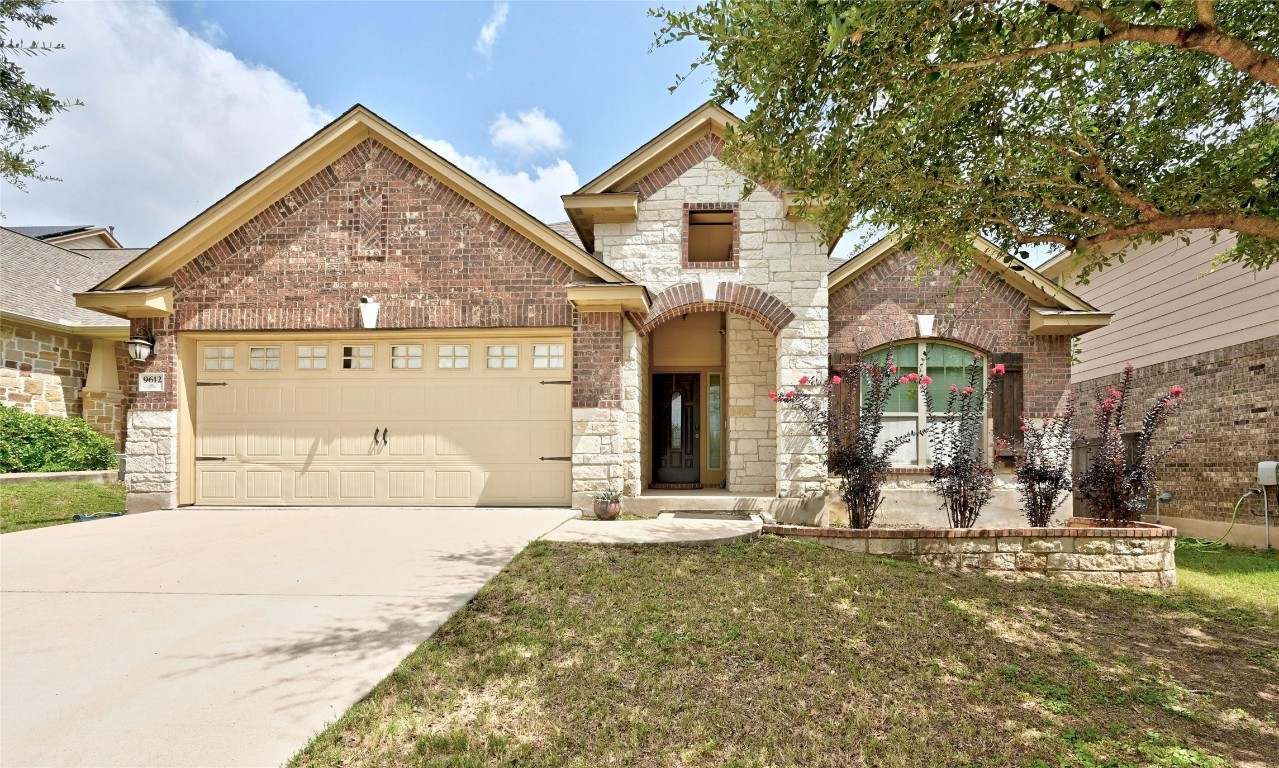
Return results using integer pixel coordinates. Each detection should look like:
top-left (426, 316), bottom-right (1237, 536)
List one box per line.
top-left (292, 538), bottom-right (1279, 768)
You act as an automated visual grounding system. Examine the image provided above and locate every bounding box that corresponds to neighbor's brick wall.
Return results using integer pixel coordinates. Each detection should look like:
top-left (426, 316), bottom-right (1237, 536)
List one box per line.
top-left (829, 248), bottom-right (1073, 417)
top-left (1075, 336), bottom-right (1279, 528)
top-left (128, 137), bottom-right (583, 413)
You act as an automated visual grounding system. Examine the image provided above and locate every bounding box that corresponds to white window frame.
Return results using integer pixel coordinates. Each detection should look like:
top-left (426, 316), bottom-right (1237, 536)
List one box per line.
top-left (532, 343), bottom-right (566, 370)
top-left (863, 340), bottom-right (987, 467)
top-left (390, 344), bottom-right (424, 370)
top-left (203, 346), bottom-right (235, 371)
top-left (248, 346), bottom-right (282, 371)
top-left (341, 344), bottom-right (375, 371)
top-left (486, 344), bottom-right (519, 370)
top-left (295, 345), bottom-right (328, 370)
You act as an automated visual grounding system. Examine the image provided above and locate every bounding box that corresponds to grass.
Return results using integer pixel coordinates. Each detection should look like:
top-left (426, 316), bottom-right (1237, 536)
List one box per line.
top-left (0, 481), bottom-right (125, 533)
top-left (291, 537), bottom-right (1279, 768)
top-left (1176, 542), bottom-right (1279, 612)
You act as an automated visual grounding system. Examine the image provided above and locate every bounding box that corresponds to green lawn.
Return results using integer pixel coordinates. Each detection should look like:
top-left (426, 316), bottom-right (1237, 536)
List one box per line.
top-left (1176, 542), bottom-right (1279, 612)
top-left (0, 481), bottom-right (125, 533)
top-left (291, 538), bottom-right (1279, 768)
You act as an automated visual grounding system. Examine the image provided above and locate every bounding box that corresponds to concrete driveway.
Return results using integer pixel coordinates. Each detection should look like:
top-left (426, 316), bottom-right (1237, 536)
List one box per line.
top-left (1, 505), bottom-right (576, 768)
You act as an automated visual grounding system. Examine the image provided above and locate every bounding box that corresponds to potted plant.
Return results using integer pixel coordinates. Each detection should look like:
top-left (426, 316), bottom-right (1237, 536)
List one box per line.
top-left (593, 491), bottom-right (622, 520)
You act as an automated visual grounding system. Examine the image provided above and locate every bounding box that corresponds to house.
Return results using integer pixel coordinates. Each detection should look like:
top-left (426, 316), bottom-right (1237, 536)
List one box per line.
top-left (74, 103), bottom-right (1107, 519)
top-left (1, 227), bottom-right (144, 448)
top-left (1041, 233), bottom-right (1279, 547)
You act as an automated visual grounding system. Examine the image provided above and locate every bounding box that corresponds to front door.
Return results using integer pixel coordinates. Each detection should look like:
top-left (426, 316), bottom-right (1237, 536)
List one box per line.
top-left (654, 373), bottom-right (699, 485)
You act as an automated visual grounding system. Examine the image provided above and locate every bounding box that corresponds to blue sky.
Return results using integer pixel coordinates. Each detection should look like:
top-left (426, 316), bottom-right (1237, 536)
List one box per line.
top-left (2, 1), bottom-right (730, 247)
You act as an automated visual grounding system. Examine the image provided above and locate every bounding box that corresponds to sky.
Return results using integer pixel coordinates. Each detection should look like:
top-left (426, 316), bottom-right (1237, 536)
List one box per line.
top-left (0, 0), bottom-right (729, 248)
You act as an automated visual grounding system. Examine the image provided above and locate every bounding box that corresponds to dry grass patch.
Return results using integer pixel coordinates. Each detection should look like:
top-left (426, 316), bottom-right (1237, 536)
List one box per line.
top-left (291, 538), bottom-right (1278, 768)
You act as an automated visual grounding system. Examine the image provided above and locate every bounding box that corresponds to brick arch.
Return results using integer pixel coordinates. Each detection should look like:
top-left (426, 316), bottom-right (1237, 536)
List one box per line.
top-left (836, 322), bottom-right (995, 359)
top-left (637, 283), bottom-right (795, 336)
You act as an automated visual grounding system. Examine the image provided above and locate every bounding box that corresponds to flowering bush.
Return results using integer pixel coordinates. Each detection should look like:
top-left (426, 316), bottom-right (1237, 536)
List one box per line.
top-left (920, 354), bottom-right (1004, 528)
top-left (999, 393), bottom-right (1077, 527)
top-left (1075, 364), bottom-right (1191, 526)
top-left (771, 357), bottom-right (914, 528)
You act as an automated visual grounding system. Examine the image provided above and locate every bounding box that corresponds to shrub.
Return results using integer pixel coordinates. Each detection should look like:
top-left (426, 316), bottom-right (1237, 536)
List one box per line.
top-left (771, 357), bottom-right (914, 529)
top-left (0, 405), bottom-right (118, 473)
top-left (1075, 364), bottom-right (1190, 526)
top-left (920, 354), bottom-right (1005, 528)
top-left (1000, 393), bottom-right (1077, 527)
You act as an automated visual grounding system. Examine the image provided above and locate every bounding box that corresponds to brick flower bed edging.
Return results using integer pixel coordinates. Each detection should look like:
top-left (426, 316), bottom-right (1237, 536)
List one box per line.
top-left (763, 518), bottom-right (1178, 589)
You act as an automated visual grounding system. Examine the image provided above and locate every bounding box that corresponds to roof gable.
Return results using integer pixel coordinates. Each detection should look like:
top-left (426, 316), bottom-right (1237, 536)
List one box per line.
top-left (94, 105), bottom-right (626, 291)
top-left (829, 233), bottom-right (1098, 312)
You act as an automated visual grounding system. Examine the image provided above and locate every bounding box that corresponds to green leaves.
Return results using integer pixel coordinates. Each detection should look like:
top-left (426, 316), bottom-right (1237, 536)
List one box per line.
top-left (653, 0), bottom-right (1279, 275)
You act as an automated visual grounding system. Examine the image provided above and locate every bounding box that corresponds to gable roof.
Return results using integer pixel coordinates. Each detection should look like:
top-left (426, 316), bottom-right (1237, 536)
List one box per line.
top-left (1, 227), bottom-right (135, 332)
top-left (91, 105), bottom-right (628, 293)
top-left (10, 225), bottom-right (124, 249)
top-left (574, 101), bottom-right (741, 196)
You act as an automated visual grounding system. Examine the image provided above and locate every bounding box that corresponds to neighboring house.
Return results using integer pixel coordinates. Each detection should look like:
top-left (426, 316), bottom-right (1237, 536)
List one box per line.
top-left (75, 103), bottom-right (1107, 518)
top-left (1, 227), bottom-right (145, 448)
top-left (1041, 233), bottom-right (1279, 547)
top-left (9, 224), bottom-right (125, 250)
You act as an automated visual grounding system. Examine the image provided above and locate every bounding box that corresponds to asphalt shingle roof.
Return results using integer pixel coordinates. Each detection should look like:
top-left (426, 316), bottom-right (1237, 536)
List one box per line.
top-left (7, 225), bottom-right (96, 240)
top-left (1, 228), bottom-right (137, 328)
top-left (546, 221), bottom-right (586, 252)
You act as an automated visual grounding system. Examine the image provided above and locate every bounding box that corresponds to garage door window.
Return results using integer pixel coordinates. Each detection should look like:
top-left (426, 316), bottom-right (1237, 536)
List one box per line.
top-left (437, 345), bottom-right (470, 369)
top-left (296, 345), bottom-right (328, 370)
top-left (342, 345), bottom-right (374, 370)
top-left (204, 346), bottom-right (234, 371)
top-left (487, 345), bottom-right (518, 369)
top-left (249, 346), bottom-right (282, 371)
top-left (533, 344), bottom-right (566, 369)
top-left (391, 345), bottom-right (424, 369)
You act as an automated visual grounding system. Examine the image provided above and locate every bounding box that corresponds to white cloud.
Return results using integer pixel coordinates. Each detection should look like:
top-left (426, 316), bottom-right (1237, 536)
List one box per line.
top-left (490, 109), bottom-right (566, 156)
top-left (473, 2), bottom-right (509, 58)
top-left (0, 0), bottom-right (331, 246)
top-left (414, 134), bottom-right (577, 225)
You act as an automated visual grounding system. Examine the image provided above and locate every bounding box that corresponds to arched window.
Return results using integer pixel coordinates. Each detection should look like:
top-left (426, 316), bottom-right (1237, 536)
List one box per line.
top-left (862, 341), bottom-right (985, 466)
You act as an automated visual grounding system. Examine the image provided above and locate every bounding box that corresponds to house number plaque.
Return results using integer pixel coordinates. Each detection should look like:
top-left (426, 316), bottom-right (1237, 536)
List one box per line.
top-left (139, 373), bottom-right (167, 392)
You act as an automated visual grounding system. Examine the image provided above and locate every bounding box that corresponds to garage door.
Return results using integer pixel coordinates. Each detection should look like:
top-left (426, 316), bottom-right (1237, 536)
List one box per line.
top-left (193, 335), bottom-right (572, 506)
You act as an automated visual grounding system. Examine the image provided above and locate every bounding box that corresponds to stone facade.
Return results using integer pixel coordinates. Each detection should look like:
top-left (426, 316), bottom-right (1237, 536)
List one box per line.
top-left (123, 409), bottom-right (178, 513)
top-left (1, 322), bottom-right (127, 448)
top-left (726, 313), bottom-right (776, 493)
top-left (767, 519), bottom-right (1177, 589)
top-left (619, 320), bottom-right (650, 497)
top-left (1075, 336), bottom-right (1279, 546)
top-left (594, 148), bottom-right (829, 499)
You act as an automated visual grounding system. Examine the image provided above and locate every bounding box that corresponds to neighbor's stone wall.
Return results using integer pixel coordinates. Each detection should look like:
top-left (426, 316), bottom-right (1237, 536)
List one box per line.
top-left (727, 313), bottom-right (777, 493)
top-left (767, 519), bottom-right (1177, 588)
top-left (594, 141), bottom-right (829, 498)
top-left (829, 248), bottom-right (1072, 417)
top-left (1075, 336), bottom-right (1279, 542)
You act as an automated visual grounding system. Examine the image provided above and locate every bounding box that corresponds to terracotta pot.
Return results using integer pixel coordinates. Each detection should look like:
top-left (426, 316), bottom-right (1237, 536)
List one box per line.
top-left (594, 499), bottom-right (621, 520)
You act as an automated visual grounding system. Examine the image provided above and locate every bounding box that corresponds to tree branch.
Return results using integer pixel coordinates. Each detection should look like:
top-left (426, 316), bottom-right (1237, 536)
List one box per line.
top-left (929, 2), bottom-right (1279, 87)
top-left (1074, 212), bottom-right (1279, 249)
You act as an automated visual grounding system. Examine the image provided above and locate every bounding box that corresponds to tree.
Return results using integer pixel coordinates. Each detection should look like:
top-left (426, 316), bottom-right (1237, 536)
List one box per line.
top-left (2, 0), bottom-right (78, 190)
top-left (654, 1), bottom-right (1279, 280)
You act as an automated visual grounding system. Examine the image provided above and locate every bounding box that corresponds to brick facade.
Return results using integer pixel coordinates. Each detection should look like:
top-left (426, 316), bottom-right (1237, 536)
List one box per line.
top-left (639, 283), bottom-right (796, 337)
top-left (1075, 336), bottom-right (1279, 535)
top-left (572, 312), bottom-right (623, 409)
top-left (1, 322), bottom-right (127, 449)
top-left (829, 248), bottom-right (1072, 417)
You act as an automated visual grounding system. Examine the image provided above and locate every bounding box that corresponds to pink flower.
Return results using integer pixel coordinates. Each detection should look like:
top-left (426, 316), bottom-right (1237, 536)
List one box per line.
top-left (949, 384), bottom-right (959, 393)
top-left (962, 385), bottom-right (974, 396)
top-left (906, 372), bottom-right (920, 383)
top-left (1185, 432), bottom-right (1194, 439)
top-left (1020, 423), bottom-right (1028, 432)
top-left (1110, 389), bottom-right (1122, 399)
top-left (1169, 386), bottom-right (1184, 398)
top-left (889, 365), bottom-right (898, 374)
top-left (1124, 362), bottom-right (1134, 373)
top-left (799, 376), bottom-right (809, 385)
top-left (898, 376), bottom-right (910, 385)
top-left (920, 375), bottom-right (932, 385)
top-left (768, 390), bottom-right (778, 402)
top-left (973, 353), bottom-right (982, 361)
top-left (785, 390), bottom-right (796, 400)
top-left (831, 375), bottom-right (842, 385)
top-left (992, 363), bottom-right (1006, 376)
top-left (1102, 398), bottom-right (1115, 409)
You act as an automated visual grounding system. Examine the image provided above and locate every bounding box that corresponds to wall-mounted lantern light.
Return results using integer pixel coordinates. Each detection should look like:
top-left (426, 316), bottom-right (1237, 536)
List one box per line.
top-left (126, 332), bottom-right (156, 363)
top-left (359, 296), bottom-right (381, 329)
top-left (916, 313), bottom-right (936, 337)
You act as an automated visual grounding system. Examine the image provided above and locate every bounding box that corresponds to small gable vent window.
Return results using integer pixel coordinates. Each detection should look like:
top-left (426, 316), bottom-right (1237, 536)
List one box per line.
top-left (685, 207), bottom-right (737, 266)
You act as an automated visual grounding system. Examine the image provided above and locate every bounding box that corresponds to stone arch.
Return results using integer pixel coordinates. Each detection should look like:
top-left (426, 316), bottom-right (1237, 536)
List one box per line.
top-left (636, 283), bottom-right (795, 336)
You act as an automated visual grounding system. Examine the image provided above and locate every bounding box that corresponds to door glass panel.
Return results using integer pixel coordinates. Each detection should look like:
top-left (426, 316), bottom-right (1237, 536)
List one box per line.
top-left (670, 392), bottom-right (682, 449)
top-left (708, 373), bottom-right (722, 469)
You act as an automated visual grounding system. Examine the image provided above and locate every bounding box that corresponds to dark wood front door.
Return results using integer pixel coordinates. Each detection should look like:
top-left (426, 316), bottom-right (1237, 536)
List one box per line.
top-left (654, 373), bottom-right (699, 485)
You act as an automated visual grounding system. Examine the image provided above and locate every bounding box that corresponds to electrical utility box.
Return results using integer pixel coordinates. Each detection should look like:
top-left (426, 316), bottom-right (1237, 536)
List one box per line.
top-left (1259, 461), bottom-right (1278, 487)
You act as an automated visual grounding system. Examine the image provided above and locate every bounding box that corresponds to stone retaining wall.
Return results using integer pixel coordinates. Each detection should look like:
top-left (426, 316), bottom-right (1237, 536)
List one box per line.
top-left (764, 518), bottom-right (1177, 588)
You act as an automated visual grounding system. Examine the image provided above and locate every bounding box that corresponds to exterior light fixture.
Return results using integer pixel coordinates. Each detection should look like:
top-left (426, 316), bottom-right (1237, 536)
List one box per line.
top-left (916, 313), bottom-right (935, 337)
top-left (126, 332), bottom-right (156, 363)
top-left (359, 296), bottom-right (381, 329)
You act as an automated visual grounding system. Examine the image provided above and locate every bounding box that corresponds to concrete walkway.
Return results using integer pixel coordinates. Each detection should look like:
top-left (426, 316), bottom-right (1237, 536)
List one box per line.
top-left (542, 512), bottom-right (762, 545)
top-left (1, 505), bottom-right (575, 768)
